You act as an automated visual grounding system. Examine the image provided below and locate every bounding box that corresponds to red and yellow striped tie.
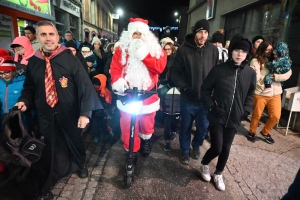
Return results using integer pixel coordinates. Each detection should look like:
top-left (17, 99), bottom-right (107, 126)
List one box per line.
top-left (41, 48), bottom-right (59, 108)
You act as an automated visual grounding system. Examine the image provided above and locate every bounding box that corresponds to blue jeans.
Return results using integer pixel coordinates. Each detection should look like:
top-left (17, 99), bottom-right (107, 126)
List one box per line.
top-left (179, 99), bottom-right (209, 153)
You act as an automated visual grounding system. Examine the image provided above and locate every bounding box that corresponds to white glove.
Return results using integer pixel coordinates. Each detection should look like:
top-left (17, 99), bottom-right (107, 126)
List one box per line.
top-left (112, 78), bottom-right (129, 95)
top-left (130, 39), bottom-right (144, 52)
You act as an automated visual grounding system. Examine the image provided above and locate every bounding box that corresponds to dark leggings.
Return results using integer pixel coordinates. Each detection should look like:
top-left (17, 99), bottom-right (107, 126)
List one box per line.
top-left (201, 124), bottom-right (236, 173)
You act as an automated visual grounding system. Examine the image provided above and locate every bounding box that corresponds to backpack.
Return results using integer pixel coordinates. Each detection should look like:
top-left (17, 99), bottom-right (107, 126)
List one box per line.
top-left (1, 108), bottom-right (45, 168)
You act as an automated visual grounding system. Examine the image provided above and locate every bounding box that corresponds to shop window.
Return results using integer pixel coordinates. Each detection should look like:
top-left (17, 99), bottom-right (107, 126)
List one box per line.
top-left (70, 15), bottom-right (78, 40)
top-left (55, 9), bottom-right (65, 24)
top-left (17, 18), bottom-right (38, 36)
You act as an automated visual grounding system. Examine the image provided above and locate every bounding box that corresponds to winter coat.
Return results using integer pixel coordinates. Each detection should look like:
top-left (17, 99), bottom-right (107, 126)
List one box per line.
top-left (12, 36), bottom-right (35, 66)
top-left (250, 58), bottom-right (292, 97)
top-left (170, 33), bottom-right (219, 105)
top-left (62, 39), bottom-right (81, 49)
top-left (0, 75), bottom-right (25, 116)
top-left (201, 34), bottom-right (256, 129)
top-left (84, 52), bottom-right (97, 69)
top-left (159, 54), bottom-right (175, 81)
top-left (93, 74), bottom-right (112, 104)
top-left (93, 47), bottom-right (106, 74)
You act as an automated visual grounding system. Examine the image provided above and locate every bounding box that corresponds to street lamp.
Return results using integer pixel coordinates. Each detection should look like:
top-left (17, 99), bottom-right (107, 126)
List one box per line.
top-left (174, 12), bottom-right (178, 16)
top-left (117, 9), bottom-right (123, 16)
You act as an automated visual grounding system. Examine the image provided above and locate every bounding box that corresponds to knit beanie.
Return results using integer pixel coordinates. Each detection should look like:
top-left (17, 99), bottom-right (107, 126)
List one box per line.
top-left (193, 19), bottom-right (210, 35)
top-left (252, 35), bottom-right (264, 45)
top-left (0, 48), bottom-right (16, 71)
top-left (211, 32), bottom-right (224, 43)
top-left (81, 46), bottom-right (91, 52)
top-left (65, 40), bottom-right (77, 50)
top-left (91, 36), bottom-right (101, 45)
top-left (232, 40), bottom-right (251, 53)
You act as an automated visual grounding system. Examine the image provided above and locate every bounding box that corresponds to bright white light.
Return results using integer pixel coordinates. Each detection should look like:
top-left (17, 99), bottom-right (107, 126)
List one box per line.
top-left (127, 101), bottom-right (142, 115)
top-left (117, 9), bottom-right (123, 16)
top-left (176, 19), bottom-right (179, 22)
top-left (174, 12), bottom-right (178, 16)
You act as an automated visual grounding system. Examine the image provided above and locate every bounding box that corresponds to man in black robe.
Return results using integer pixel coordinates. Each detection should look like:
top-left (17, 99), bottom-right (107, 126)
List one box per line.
top-left (16, 21), bottom-right (102, 200)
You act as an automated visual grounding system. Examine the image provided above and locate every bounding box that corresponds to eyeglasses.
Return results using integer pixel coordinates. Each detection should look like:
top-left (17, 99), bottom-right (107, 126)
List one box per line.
top-left (164, 48), bottom-right (172, 51)
top-left (233, 49), bottom-right (248, 54)
top-left (0, 71), bottom-right (12, 77)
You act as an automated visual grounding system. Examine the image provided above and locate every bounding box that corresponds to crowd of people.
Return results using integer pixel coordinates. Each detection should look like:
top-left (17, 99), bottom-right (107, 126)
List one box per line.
top-left (0, 16), bottom-right (296, 199)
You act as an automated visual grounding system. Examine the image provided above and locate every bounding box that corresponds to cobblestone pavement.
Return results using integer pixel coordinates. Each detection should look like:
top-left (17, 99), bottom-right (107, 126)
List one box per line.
top-left (92, 120), bottom-right (300, 200)
top-left (0, 118), bottom-right (299, 200)
top-left (51, 133), bottom-right (111, 200)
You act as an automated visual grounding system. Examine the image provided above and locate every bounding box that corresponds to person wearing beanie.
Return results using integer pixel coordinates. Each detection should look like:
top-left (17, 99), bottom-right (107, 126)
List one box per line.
top-left (10, 36), bottom-right (35, 71)
top-left (81, 45), bottom-right (98, 76)
top-left (65, 40), bottom-right (89, 74)
top-left (211, 29), bottom-right (228, 64)
top-left (0, 48), bottom-right (25, 128)
top-left (200, 34), bottom-right (256, 191)
top-left (161, 25), bottom-right (175, 41)
top-left (15, 21), bottom-right (102, 199)
top-left (251, 35), bottom-right (264, 57)
top-left (170, 18), bottom-right (218, 165)
top-left (91, 36), bottom-right (106, 75)
top-left (110, 17), bottom-right (167, 165)
top-left (90, 74), bottom-right (112, 143)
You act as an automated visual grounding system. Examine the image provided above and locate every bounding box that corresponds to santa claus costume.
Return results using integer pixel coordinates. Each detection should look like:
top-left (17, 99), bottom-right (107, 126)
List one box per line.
top-left (110, 18), bottom-right (167, 158)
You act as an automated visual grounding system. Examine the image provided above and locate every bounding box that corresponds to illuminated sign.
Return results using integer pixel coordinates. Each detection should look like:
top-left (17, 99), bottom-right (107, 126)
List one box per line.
top-left (0, 0), bottom-right (54, 20)
top-left (149, 27), bottom-right (178, 32)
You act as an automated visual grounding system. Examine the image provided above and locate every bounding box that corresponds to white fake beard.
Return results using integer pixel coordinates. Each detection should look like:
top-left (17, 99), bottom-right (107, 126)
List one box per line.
top-left (123, 39), bottom-right (152, 90)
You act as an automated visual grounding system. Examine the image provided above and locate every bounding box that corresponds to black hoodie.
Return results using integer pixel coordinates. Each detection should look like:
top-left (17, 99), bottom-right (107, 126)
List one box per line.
top-left (170, 33), bottom-right (219, 105)
top-left (201, 34), bottom-right (256, 128)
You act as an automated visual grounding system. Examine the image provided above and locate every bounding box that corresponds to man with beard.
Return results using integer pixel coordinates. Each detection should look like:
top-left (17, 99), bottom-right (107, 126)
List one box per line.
top-left (170, 19), bottom-right (219, 165)
top-left (110, 18), bottom-right (167, 164)
top-left (16, 20), bottom-right (102, 200)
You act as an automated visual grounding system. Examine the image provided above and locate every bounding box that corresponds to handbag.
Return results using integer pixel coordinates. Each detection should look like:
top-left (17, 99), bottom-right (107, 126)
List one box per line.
top-left (2, 108), bottom-right (45, 168)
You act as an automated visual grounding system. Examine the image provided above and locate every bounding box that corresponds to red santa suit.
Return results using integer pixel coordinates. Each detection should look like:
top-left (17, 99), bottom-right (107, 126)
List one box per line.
top-left (110, 18), bottom-right (167, 152)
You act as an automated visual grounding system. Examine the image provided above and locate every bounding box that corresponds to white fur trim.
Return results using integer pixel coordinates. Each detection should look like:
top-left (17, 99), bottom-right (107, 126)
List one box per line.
top-left (139, 133), bottom-right (152, 140)
top-left (134, 45), bottom-right (150, 60)
top-left (1, 63), bottom-right (16, 67)
top-left (128, 22), bottom-right (149, 35)
top-left (116, 99), bottom-right (160, 115)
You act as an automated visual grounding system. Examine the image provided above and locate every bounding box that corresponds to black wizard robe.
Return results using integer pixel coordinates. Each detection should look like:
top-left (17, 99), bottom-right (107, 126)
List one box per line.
top-left (18, 46), bottom-right (103, 184)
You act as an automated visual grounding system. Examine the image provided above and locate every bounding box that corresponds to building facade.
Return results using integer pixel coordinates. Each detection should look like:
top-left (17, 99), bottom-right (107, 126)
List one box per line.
top-left (0, 0), bottom-right (54, 49)
top-left (82, 0), bottom-right (115, 44)
top-left (188, 0), bottom-right (300, 132)
top-left (52, 0), bottom-right (81, 42)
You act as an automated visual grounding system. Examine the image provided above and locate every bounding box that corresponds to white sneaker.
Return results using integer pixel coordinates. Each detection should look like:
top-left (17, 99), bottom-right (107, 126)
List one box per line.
top-left (200, 163), bottom-right (211, 181)
top-left (213, 174), bottom-right (225, 191)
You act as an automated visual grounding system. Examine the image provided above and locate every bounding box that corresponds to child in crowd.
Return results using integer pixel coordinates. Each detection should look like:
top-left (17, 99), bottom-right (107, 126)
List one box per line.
top-left (0, 49), bottom-right (25, 129)
top-left (262, 42), bottom-right (292, 93)
top-left (90, 74), bottom-right (112, 143)
top-left (81, 45), bottom-right (97, 74)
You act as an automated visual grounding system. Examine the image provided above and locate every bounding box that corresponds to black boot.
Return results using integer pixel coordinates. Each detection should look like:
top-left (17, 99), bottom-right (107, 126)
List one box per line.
top-left (140, 139), bottom-right (151, 157)
top-left (78, 164), bottom-right (88, 178)
top-left (38, 191), bottom-right (54, 200)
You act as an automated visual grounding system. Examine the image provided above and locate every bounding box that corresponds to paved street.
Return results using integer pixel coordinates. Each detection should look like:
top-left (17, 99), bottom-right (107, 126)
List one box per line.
top-left (0, 117), bottom-right (299, 200)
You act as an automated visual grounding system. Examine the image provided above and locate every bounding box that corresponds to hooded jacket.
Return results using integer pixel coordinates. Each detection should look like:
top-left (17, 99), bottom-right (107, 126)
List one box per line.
top-left (93, 74), bottom-right (112, 104)
top-left (201, 34), bottom-right (256, 128)
top-left (11, 36), bottom-right (35, 66)
top-left (170, 33), bottom-right (219, 105)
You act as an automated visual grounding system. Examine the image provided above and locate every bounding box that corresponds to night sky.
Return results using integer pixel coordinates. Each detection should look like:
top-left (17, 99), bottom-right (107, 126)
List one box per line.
top-left (110, 0), bottom-right (190, 27)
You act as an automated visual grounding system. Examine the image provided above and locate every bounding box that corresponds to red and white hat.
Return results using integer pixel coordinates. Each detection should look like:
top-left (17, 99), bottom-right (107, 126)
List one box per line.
top-left (127, 18), bottom-right (149, 34)
top-left (0, 48), bottom-right (16, 71)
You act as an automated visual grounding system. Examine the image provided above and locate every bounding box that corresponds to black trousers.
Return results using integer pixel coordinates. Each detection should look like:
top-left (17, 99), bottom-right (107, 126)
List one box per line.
top-left (201, 124), bottom-right (236, 172)
top-left (163, 114), bottom-right (179, 141)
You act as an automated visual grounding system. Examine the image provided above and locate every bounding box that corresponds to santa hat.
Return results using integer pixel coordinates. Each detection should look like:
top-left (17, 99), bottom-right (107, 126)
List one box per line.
top-left (0, 48), bottom-right (16, 71)
top-left (127, 18), bottom-right (149, 34)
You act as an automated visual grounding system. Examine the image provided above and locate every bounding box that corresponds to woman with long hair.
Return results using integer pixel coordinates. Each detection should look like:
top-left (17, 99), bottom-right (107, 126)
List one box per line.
top-left (247, 41), bottom-right (292, 144)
